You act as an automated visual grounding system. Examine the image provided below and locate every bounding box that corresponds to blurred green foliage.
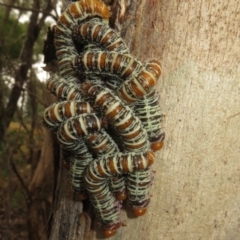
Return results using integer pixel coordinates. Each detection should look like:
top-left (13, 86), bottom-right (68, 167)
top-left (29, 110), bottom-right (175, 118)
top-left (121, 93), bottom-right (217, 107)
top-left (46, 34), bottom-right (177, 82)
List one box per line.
top-left (0, 10), bottom-right (27, 62)
top-left (11, 190), bottom-right (24, 207)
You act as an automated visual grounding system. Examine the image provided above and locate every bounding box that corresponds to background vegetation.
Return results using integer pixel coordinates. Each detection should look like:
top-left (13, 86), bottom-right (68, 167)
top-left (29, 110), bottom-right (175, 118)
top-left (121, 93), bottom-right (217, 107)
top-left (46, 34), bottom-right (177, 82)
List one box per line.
top-left (0, 1), bottom-right (57, 239)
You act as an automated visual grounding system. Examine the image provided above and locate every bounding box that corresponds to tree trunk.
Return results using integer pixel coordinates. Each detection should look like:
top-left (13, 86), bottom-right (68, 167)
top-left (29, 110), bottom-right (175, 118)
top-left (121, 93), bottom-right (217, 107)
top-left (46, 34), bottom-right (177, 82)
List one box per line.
top-left (1, 0), bottom-right (54, 136)
top-left (47, 0), bottom-right (240, 239)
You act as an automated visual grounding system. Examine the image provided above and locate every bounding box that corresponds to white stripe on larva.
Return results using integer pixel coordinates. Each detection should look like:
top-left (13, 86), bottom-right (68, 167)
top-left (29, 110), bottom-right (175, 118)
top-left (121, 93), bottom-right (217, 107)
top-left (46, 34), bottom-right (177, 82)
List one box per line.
top-left (105, 101), bottom-right (120, 115)
top-left (63, 121), bottom-right (77, 140)
top-left (110, 52), bottom-right (118, 73)
top-left (126, 155), bottom-right (134, 172)
top-left (113, 111), bottom-right (132, 127)
top-left (79, 115), bottom-right (88, 135)
top-left (132, 77), bottom-right (146, 94)
top-left (92, 136), bottom-right (108, 149)
top-left (112, 157), bottom-right (120, 174)
top-left (43, 111), bottom-right (53, 127)
top-left (95, 89), bottom-right (108, 104)
top-left (54, 104), bottom-right (62, 121)
top-left (120, 57), bottom-right (136, 77)
top-left (69, 101), bottom-right (76, 116)
top-left (118, 84), bottom-right (136, 101)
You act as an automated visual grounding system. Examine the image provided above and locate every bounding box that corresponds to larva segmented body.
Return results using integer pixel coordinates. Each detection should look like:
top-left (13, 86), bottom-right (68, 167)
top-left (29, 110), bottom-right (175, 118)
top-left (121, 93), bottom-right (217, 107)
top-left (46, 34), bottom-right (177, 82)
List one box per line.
top-left (72, 52), bottom-right (161, 103)
top-left (70, 152), bottom-right (93, 199)
top-left (116, 60), bottom-right (162, 104)
top-left (54, 0), bottom-right (110, 81)
top-left (81, 83), bottom-right (149, 152)
top-left (85, 129), bottom-right (127, 200)
top-left (46, 76), bottom-right (82, 101)
top-left (126, 168), bottom-right (153, 216)
top-left (134, 89), bottom-right (165, 151)
top-left (72, 19), bottom-right (129, 54)
top-left (43, 101), bottom-right (93, 129)
top-left (61, 138), bottom-right (93, 199)
top-left (82, 83), bottom-right (153, 219)
top-left (85, 150), bottom-right (155, 236)
top-left (57, 113), bottom-right (102, 144)
top-left (85, 129), bottom-right (119, 156)
top-left (72, 51), bottom-right (142, 80)
top-left (42, 0), bottom-right (165, 236)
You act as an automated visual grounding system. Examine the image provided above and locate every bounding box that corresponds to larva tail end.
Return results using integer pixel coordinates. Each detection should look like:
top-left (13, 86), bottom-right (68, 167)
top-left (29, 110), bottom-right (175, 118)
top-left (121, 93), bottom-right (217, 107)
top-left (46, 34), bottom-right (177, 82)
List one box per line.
top-left (151, 141), bottom-right (164, 152)
top-left (115, 191), bottom-right (127, 201)
top-left (103, 229), bottom-right (117, 238)
top-left (103, 223), bottom-right (121, 237)
top-left (132, 207), bottom-right (147, 217)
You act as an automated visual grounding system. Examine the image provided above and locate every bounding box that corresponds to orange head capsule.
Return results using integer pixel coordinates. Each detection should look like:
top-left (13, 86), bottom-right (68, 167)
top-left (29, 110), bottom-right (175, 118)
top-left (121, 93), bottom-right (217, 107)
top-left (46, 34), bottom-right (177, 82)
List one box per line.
top-left (103, 229), bottom-right (117, 238)
top-left (151, 141), bottom-right (164, 152)
top-left (132, 207), bottom-right (147, 217)
top-left (103, 223), bottom-right (121, 237)
top-left (115, 191), bottom-right (127, 201)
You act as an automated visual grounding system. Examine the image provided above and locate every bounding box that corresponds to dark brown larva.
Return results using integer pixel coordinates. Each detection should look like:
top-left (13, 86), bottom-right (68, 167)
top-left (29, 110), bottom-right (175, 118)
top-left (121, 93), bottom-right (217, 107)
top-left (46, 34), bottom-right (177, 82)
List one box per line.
top-left (72, 52), bottom-right (161, 103)
top-left (81, 83), bottom-right (149, 152)
top-left (57, 113), bottom-right (102, 145)
top-left (44, 0), bottom-right (165, 236)
top-left (116, 60), bottom-right (162, 104)
top-left (134, 89), bottom-right (165, 151)
top-left (72, 51), bottom-right (142, 80)
top-left (81, 82), bottom-right (154, 232)
top-left (85, 150), bottom-right (155, 236)
top-left (46, 76), bottom-right (82, 101)
top-left (72, 19), bottom-right (129, 54)
top-left (43, 100), bottom-right (93, 129)
top-left (54, 0), bottom-right (110, 81)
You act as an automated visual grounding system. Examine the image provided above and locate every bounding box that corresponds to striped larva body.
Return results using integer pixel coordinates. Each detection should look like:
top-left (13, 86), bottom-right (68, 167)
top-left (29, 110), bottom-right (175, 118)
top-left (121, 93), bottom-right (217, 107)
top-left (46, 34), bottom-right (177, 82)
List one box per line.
top-left (57, 113), bottom-right (102, 144)
top-left (72, 52), bottom-right (161, 103)
top-left (85, 150), bottom-right (155, 236)
top-left (126, 168), bottom-right (153, 216)
top-left (46, 76), bottom-right (82, 101)
top-left (54, 0), bottom-right (110, 81)
top-left (72, 19), bottom-right (129, 54)
top-left (84, 128), bottom-right (127, 225)
top-left (85, 129), bottom-right (119, 157)
top-left (70, 156), bottom-right (93, 199)
top-left (72, 51), bottom-right (142, 80)
top-left (134, 89), bottom-right (165, 151)
top-left (81, 83), bottom-right (149, 152)
top-left (43, 101), bottom-right (93, 129)
top-left (60, 138), bottom-right (93, 199)
top-left (82, 83), bottom-right (153, 220)
top-left (69, 141), bottom-right (93, 199)
top-left (116, 60), bottom-right (162, 104)
top-left (72, 21), bottom-right (130, 89)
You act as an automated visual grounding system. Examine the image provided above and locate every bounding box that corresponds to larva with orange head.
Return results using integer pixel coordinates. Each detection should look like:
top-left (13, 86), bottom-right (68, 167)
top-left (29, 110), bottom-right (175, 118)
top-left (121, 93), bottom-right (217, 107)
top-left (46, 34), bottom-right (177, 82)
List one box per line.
top-left (54, 0), bottom-right (111, 81)
top-left (81, 83), bottom-right (149, 152)
top-left (85, 151), bottom-right (155, 236)
top-left (72, 19), bottom-right (129, 54)
top-left (43, 101), bottom-right (93, 129)
top-left (134, 89), bottom-right (165, 152)
top-left (46, 76), bottom-right (82, 101)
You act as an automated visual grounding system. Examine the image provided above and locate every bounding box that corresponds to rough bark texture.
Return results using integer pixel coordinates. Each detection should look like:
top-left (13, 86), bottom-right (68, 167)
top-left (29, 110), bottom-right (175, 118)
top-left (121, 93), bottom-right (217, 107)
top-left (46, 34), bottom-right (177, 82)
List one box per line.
top-left (48, 0), bottom-right (240, 239)
top-left (28, 129), bottom-right (54, 240)
top-left (2, 0), bottom-right (54, 134)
